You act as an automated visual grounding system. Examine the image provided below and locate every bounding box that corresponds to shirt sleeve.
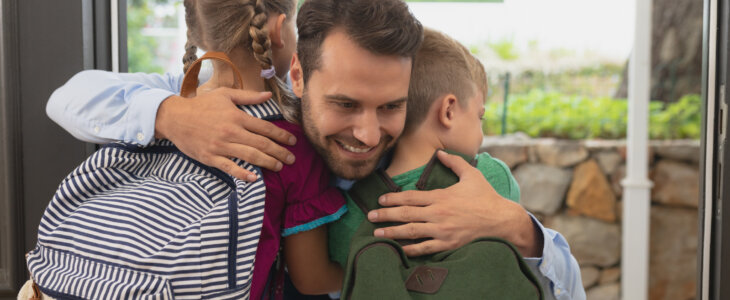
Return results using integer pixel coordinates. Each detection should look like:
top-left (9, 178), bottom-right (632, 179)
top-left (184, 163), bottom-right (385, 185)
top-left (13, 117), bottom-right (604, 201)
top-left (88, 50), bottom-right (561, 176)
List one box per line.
top-left (523, 214), bottom-right (586, 300)
top-left (476, 152), bottom-right (582, 299)
top-left (272, 122), bottom-right (347, 237)
top-left (475, 152), bottom-right (521, 203)
top-left (46, 70), bottom-right (184, 145)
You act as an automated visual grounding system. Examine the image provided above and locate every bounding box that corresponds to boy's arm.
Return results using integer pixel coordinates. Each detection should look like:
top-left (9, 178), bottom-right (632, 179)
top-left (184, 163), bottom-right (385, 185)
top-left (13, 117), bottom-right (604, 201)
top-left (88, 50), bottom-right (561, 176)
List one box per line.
top-left (46, 70), bottom-right (297, 180)
top-left (284, 227), bottom-right (344, 295)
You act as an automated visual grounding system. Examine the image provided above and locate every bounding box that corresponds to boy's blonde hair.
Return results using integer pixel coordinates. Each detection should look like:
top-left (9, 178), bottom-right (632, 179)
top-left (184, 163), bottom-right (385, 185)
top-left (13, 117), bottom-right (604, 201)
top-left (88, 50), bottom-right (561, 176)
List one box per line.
top-left (404, 28), bottom-right (487, 134)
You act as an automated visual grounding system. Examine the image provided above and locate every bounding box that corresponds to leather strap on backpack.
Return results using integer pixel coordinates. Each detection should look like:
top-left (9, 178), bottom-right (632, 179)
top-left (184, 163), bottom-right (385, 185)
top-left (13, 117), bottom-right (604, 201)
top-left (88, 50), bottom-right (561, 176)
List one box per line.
top-left (29, 281), bottom-right (42, 300)
top-left (180, 51), bottom-right (244, 97)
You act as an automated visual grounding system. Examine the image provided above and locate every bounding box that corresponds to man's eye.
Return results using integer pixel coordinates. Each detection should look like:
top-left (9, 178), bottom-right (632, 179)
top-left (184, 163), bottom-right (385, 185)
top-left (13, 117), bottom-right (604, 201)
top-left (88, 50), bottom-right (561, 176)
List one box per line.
top-left (383, 103), bottom-right (403, 110)
top-left (338, 102), bottom-right (354, 109)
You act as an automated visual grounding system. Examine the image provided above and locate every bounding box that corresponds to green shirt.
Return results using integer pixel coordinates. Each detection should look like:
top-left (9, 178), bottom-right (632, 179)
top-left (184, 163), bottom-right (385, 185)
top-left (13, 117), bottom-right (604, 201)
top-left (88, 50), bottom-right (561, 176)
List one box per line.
top-left (328, 152), bottom-right (520, 267)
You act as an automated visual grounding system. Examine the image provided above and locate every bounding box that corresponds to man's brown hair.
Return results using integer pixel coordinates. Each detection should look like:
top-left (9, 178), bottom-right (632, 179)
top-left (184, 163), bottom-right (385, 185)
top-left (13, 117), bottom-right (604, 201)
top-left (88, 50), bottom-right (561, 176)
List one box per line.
top-left (296, 0), bottom-right (424, 83)
top-left (403, 28), bottom-right (488, 134)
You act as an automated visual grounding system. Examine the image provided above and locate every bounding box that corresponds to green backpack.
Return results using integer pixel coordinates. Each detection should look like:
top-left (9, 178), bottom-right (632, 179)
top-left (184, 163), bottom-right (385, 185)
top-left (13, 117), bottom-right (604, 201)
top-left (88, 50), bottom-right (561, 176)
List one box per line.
top-left (340, 152), bottom-right (544, 300)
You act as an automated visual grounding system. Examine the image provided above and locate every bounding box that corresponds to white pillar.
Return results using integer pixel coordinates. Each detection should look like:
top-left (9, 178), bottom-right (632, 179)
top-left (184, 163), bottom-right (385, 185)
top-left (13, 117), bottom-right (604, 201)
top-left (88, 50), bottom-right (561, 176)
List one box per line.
top-left (621, 0), bottom-right (653, 299)
top-left (111, 0), bottom-right (120, 73)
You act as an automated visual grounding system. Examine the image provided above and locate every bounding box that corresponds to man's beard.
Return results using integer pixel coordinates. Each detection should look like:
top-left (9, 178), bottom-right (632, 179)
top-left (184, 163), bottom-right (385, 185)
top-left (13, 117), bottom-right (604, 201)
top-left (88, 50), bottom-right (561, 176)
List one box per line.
top-left (300, 93), bottom-right (396, 180)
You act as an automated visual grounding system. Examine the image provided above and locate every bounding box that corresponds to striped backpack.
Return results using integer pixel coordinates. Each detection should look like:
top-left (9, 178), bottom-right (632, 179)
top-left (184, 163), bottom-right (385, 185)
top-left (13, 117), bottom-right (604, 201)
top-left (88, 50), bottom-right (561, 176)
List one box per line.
top-left (26, 52), bottom-right (280, 299)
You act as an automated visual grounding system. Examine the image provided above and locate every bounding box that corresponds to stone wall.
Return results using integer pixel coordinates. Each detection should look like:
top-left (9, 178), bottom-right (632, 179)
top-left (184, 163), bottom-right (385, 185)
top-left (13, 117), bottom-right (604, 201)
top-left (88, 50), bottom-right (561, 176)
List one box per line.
top-left (480, 135), bottom-right (700, 300)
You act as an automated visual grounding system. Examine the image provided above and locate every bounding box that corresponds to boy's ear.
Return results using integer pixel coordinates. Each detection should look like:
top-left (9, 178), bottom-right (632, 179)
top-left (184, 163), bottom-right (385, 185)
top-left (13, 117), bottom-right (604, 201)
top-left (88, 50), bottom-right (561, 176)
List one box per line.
top-left (290, 53), bottom-right (304, 97)
top-left (437, 94), bottom-right (459, 129)
top-left (269, 14), bottom-right (287, 49)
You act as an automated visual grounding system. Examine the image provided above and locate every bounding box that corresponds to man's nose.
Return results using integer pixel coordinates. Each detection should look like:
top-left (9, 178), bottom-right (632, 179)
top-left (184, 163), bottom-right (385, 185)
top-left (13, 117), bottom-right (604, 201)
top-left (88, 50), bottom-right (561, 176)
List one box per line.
top-left (352, 111), bottom-right (381, 147)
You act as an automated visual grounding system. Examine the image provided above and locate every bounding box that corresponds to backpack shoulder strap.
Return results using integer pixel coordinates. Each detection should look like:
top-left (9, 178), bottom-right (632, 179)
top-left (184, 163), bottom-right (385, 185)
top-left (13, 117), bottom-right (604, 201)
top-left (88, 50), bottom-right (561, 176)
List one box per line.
top-left (414, 149), bottom-right (476, 191)
top-left (180, 51), bottom-right (244, 97)
top-left (349, 169), bottom-right (400, 215)
top-left (348, 149), bottom-right (477, 215)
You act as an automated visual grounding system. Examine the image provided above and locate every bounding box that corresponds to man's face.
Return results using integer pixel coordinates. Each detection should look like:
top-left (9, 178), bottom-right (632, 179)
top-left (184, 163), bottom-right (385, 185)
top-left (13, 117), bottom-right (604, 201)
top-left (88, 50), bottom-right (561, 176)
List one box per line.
top-left (290, 29), bottom-right (412, 179)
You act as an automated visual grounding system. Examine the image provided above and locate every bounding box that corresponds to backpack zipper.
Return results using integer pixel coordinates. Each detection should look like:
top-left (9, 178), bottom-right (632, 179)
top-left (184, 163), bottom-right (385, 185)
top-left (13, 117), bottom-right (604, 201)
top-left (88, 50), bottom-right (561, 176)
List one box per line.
top-left (227, 191), bottom-right (239, 289)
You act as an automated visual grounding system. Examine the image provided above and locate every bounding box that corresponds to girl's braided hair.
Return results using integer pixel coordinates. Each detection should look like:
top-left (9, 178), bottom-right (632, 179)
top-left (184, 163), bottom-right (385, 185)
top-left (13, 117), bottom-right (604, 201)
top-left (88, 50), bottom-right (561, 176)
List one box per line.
top-left (183, 0), bottom-right (300, 123)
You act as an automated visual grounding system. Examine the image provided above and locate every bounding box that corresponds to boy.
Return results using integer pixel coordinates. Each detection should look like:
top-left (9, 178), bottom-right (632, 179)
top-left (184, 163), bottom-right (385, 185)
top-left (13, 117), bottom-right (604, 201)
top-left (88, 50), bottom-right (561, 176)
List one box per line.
top-left (328, 27), bottom-right (520, 268)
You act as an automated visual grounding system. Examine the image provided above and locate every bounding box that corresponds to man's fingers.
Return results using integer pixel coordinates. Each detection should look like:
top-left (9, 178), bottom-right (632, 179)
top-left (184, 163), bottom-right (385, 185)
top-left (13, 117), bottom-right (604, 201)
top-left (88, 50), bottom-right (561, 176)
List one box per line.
top-left (367, 206), bottom-right (429, 223)
top-left (373, 222), bottom-right (435, 240)
top-left (402, 240), bottom-right (450, 257)
top-left (241, 114), bottom-right (297, 148)
top-left (436, 150), bottom-right (474, 178)
top-left (378, 189), bottom-right (435, 207)
top-left (219, 88), bottom-right (272, 106)
top-left (224, 141), bottom-right (284, 172)
top-left (225, 125), bottom-right (294, 167)
top-left (212, 157), bottom-right (258, 182)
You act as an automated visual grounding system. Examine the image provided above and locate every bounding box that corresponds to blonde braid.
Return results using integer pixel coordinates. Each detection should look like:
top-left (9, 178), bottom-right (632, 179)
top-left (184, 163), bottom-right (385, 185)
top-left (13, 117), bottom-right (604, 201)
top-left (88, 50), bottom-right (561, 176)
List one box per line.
top-left (182, 41), bottom-right (198, 73)
top-left (248, 0), bottom-right (300, 123)
top-left (249, 0), bottom-right (273, 70)
top-left (182, 0), bottom-right (199, 73)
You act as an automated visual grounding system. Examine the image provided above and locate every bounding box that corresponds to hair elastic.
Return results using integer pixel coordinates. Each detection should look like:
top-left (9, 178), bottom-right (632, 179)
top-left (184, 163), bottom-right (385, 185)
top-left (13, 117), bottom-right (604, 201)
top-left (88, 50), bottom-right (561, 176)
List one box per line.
top-left (260, 66), bottom-right (276, 79)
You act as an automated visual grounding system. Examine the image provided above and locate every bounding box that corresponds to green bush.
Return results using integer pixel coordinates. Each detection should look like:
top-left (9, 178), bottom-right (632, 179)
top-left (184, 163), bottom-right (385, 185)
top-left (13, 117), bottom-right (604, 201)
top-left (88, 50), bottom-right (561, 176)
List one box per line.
top-left (483, 91), bottom-right (701, 140)
top-left (649, 94), bottom-right (701, 139)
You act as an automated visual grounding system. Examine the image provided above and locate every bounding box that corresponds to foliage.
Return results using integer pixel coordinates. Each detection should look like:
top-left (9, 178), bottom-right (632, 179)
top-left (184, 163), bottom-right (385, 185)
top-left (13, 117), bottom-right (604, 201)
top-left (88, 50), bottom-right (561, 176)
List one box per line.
top-left (487, 38), bottom-right (519, 61)
top-left (486, 63), bottom-right (624, 102)
top-left (649, 94), bottom-right (702, 139)
top-left (483, 92), bottom-right (701, 140)
top-left (127, 1), bottom-right (165, 73)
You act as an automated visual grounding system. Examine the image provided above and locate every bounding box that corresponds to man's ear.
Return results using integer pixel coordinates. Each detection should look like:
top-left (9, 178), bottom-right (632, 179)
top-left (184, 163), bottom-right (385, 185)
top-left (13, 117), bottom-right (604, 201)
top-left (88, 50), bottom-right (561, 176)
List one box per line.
top-left (437, 94), bottom-right (459, 129)
top-left (269, 14), bottom-right (287, 49)
top-left (290, 53), bottom-right (304, 97)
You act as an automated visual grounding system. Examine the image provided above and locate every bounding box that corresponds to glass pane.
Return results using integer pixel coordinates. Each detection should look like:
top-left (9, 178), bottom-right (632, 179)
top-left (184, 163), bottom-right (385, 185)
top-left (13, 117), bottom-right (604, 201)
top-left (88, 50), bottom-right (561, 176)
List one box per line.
top-left (127, 0), bottom-right (185, 74)
top-left (124, 3), bottom-right (703, 299)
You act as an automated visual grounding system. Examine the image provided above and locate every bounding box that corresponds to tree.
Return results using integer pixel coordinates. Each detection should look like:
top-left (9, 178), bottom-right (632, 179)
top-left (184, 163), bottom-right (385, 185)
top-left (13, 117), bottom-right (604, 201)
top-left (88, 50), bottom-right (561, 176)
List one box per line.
top-left (614, 0), bottom-right (703, 103)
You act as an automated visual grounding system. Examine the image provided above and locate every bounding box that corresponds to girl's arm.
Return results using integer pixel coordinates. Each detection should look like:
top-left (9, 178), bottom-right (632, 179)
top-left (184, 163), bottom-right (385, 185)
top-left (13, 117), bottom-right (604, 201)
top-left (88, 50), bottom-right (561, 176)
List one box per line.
top-left (284, 226), bottom-right (343, 295)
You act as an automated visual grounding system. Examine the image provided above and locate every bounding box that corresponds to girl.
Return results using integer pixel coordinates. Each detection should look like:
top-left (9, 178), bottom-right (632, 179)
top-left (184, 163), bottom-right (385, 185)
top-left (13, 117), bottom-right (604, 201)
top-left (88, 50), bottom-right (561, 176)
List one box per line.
top-left (21, 1), bottom-right (343, 299)
top-left (179, 0), bottom-right (344, 298)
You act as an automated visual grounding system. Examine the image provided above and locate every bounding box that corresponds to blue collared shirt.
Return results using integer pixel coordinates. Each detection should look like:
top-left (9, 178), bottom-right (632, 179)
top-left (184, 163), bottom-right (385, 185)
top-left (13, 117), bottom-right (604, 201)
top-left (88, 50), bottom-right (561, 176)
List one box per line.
top-left (46, 70), bottom-right (585, 300)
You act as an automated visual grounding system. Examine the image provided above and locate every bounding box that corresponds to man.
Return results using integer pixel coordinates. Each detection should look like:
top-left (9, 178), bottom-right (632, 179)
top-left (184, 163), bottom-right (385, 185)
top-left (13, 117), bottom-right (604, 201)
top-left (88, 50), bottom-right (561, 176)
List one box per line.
top-left (46, 0), bottom-right (583, 298)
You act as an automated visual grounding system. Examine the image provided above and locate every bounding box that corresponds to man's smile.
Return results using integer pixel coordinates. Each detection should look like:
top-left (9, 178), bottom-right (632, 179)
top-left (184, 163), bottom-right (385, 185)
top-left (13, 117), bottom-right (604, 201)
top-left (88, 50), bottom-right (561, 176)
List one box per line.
top-left (335, 140), bottom-right (375, 154)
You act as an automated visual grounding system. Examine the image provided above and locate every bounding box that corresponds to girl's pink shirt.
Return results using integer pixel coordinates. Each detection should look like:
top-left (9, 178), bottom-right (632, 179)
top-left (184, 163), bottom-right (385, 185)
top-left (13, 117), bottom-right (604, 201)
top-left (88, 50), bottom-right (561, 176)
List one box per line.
top-left (250, 120), bottom-right (346, 299)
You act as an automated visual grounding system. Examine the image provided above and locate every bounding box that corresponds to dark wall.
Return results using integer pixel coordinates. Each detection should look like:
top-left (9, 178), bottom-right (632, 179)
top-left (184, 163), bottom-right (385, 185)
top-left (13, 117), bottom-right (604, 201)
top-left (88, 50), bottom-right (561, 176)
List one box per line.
top-left (17, 0), bottom-right (94, 252)
top-left (0, 0), bottom-right (116, 297)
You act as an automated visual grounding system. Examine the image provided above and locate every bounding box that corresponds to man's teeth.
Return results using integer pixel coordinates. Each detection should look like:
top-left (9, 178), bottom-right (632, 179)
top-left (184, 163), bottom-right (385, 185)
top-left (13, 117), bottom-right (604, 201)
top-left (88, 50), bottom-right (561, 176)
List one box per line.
top-left (340, 142), bottom-right (372, 153)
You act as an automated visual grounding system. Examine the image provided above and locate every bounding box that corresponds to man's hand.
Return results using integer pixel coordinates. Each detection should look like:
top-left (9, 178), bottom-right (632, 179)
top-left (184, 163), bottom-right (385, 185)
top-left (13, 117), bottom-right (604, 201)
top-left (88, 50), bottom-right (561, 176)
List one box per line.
top-left (367, 150), bottom-right (543, 258)
top-left (155, 87), bottom-right (297, 181)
